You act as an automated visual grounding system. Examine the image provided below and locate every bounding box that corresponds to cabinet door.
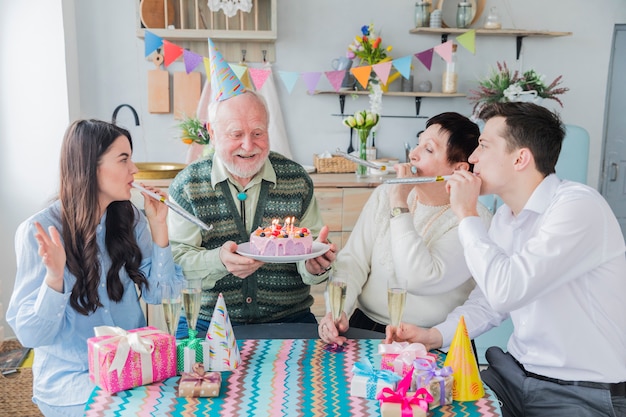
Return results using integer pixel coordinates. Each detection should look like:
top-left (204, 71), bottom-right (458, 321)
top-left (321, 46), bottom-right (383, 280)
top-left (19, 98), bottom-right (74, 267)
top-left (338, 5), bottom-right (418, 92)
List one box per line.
top-left (314, 188), bottom-right (343, 232)
top-left (342, 188), bottom-right (374, 231)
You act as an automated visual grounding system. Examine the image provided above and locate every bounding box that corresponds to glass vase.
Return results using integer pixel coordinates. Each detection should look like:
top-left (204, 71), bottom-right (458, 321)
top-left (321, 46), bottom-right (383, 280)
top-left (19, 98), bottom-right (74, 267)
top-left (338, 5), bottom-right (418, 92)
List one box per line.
top-left (356, 128), bottom-right (370, 178)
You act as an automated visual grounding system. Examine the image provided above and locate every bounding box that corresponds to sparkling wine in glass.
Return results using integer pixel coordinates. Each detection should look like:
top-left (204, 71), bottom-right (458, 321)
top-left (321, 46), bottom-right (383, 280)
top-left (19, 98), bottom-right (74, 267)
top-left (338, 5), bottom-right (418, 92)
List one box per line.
top-left (182, 279), bottom-right (202, 331)
top-left (328, 274), bottom-right (347, 324)
top-left (161, 281), bottom-right (182, 337)
top-left (387, 278), bottom-right (407, 327)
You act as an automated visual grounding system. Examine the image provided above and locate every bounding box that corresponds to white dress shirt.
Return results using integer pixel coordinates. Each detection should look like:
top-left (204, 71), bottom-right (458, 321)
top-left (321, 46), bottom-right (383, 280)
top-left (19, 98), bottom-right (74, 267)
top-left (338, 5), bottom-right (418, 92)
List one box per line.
top-left (436, 174), bottom-right (626, 383)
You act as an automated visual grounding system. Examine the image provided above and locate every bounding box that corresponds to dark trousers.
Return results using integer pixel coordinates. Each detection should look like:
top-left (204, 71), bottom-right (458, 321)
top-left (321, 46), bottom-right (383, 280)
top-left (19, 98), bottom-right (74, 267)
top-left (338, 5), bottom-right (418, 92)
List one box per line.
top-left (175, 309), bottom-right (317, 339)
top-left (481, 347), bottom-right (626, 417)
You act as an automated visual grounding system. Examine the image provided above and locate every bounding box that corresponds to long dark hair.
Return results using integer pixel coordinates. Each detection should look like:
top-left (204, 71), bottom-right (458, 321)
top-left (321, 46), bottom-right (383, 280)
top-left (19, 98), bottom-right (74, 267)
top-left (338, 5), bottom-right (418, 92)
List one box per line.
top-left (59, 119), bottom-right (148, 315)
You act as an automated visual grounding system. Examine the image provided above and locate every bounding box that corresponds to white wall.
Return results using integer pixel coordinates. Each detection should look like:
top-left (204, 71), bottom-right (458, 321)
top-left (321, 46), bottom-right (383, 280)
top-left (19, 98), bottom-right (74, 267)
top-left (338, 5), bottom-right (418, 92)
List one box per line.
top-left (1, 0), bottom-right (625, 338)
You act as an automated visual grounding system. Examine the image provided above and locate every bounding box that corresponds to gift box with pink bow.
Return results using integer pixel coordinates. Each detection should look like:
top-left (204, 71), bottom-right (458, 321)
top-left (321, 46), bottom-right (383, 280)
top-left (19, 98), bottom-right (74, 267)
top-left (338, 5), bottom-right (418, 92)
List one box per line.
top-left (88, 326), bottom-right (177, 393)
top-left (350, 359), bottom-right (402, 400)
top-left (378, 341), bottom-right (436, 377)
top-left (377, 365), bottom-right (433, 417)
top-left (411, 358), bottom-right (454, 408)
top-left (178, 362), bottom-right (221, 397)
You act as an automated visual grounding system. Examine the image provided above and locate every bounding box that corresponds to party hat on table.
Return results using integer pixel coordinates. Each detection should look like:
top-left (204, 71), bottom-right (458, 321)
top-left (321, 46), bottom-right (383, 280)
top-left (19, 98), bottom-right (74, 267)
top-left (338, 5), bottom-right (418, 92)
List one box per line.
top-left (208, 38), bottom-right (246, 102)
top-left (443, 315), bottom-right (485, 401)
top-left (206, 293), bottom-right (240, 371)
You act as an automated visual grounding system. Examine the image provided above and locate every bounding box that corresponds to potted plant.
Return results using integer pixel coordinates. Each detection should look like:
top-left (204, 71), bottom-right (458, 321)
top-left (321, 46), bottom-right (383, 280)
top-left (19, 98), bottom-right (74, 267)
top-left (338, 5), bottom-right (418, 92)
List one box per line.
top-left (178, 116), bottom-right (210, 145)
top-left (468, 61), bottom-right (569, 114)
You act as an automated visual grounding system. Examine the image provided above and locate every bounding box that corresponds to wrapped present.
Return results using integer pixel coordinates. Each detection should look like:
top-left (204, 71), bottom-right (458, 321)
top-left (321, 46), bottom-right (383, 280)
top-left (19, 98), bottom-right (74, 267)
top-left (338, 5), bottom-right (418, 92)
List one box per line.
top-left (178, 363), bottom-right (221, 397)
top-left (379, 341), bottom-right (435, 377)
top-left (88, 326), bottom-right (176, 394)
top-left (350, 359), bottom-right (402, 399)
top-left (176, 329), bottom-right (208, 374)
top-left (378, 365), bottom-right (433, 417)
top-left (205, 293), bottom-right (240, 371)
top-left (412, 358), bottom-right (454, 408)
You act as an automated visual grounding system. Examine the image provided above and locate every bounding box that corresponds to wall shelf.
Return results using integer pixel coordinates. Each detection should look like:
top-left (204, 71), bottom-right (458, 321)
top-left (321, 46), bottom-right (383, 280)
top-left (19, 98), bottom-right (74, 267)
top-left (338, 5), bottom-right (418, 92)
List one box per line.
top-left (312, 90), bottom-right (465, 117)
top-left (409, 27), bottom-right (573, 59)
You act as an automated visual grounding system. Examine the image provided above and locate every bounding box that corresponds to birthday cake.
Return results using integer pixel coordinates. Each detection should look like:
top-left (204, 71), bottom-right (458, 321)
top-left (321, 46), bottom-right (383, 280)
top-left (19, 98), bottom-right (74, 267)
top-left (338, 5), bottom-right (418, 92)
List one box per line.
top-left (249, 220), bottom-right (313, 256)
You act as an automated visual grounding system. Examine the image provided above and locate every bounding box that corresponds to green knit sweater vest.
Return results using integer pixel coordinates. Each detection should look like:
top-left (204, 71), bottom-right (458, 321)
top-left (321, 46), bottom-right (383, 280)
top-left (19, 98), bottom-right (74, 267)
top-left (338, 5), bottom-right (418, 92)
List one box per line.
top-left (169, 152), bottom-right (316, 323)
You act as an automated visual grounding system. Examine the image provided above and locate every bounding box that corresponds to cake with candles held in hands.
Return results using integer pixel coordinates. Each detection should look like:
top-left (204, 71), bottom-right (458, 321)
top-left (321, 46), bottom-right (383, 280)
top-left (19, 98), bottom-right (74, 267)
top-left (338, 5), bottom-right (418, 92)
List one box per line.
top-left (249, 217), bottom-right (313, 256)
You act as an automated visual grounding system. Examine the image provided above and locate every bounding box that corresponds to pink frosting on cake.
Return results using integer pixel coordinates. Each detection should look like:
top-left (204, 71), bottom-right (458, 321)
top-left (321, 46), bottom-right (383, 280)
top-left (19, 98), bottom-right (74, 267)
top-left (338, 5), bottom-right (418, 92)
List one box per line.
top-left (249, 225), bottom-right (313, 256)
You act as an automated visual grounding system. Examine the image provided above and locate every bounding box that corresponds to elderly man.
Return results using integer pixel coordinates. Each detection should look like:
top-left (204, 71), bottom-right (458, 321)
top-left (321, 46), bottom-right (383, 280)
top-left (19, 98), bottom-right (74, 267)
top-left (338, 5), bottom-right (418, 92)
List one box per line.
top-left (169, 42), bottom-right (335, 337)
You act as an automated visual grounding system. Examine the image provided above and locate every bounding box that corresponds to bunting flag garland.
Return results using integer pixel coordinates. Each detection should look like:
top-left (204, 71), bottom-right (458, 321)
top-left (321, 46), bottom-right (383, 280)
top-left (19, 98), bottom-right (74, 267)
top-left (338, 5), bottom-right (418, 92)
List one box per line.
top-left (144, 31), bottom-right (163, 57)
top-left (163, 40), bottom-right (184, 67)
top-left (391, 56), bottom-right (412, 79)
top-left (248, 67), bottom-right (272, 91)
top-left (456, 29), bottom-right (476, 54)
top-left (183, 50), bottom-right (203, 74)
top-left (372, 61), bottom-right (393, 85)
top-left (351, 65), bottom-right (372, 89)
top-left (278, 71), bottom-right (299, 94)
top-left (324, 70), bottom-right (346, 92)
top-left (301, 71), bottom-right (323, 94)
top-left (142, 29), bottom-right (480, 95)
top-left (434, 40), bottom-right (454, 63)
top-left (415, 48), bottom-right (434, 70)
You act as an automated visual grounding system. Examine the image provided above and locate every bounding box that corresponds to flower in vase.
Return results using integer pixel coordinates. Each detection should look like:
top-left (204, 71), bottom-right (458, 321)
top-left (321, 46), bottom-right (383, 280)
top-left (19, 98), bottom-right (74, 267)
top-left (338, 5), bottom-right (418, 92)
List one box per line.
top-left (342, 109), bottom-right (380, 131)
top-left (178, 116), bottom-right (210, 145)
top-left (347, 24), bottom-right (393, 66)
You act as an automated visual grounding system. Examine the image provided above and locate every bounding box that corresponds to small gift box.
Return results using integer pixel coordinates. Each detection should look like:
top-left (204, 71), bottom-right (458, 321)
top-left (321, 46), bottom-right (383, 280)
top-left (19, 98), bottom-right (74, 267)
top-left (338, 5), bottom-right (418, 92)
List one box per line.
top-left (379, 342), bottom-right (435, 377)
top-left (178, 363), bottom-right (221, 397)
top-left (377, 365), bottom-right (433, 417)
top-left (412, 358), bottom-right (454, 408)
top-left (350, 359), bottom-right (401, 400)
top-left (176, 329), bottom-right (208, 375)
top-left (88, 326), bottom-right (176, 394)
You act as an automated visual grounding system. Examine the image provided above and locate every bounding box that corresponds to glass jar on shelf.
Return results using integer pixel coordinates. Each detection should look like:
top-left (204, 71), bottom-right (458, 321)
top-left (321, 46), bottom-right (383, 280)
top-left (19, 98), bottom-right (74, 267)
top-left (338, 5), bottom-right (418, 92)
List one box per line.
top-left (414, 1), bottom-right (431, 28)
top-left (442, 44), bottom-right (458, 94)
top-left (456, 1), bottom-right (472, 29)
top-left (484, 7), bottom-right (502, 29)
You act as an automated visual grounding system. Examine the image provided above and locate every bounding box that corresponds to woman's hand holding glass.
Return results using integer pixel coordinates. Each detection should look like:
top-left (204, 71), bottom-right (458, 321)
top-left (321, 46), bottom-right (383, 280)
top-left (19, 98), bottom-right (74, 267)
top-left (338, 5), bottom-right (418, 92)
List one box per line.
top-left (319, 274), bottom-right (349, 345)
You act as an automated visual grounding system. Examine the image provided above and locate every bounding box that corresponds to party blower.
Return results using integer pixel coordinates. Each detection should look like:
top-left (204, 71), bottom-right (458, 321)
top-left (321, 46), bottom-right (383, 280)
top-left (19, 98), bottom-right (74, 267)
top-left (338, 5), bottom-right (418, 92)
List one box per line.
top-left (132, 183), bottom-right (213, 232)
top-left (335, 148), bottom-right (387, 171)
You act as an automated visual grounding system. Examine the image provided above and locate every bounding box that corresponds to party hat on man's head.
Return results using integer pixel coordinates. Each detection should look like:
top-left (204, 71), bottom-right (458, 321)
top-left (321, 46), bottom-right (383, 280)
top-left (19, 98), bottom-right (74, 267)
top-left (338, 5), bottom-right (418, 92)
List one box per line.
top-left (206, 293), bottom-right (240, 371)
top-left (443, 316), bottom-right (485, 401)
top-left (208, 38), bottom-right (246, 102)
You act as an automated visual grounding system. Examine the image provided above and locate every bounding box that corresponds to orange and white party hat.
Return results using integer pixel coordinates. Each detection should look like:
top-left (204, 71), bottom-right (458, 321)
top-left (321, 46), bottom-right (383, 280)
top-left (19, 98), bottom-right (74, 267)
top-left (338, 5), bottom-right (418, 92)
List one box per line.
top-left (208, 38), bottom-right (246, 102)
top-left (443, 315), bottom-right (485, 401)
top-left (205, 293), bottom-right (240, 371)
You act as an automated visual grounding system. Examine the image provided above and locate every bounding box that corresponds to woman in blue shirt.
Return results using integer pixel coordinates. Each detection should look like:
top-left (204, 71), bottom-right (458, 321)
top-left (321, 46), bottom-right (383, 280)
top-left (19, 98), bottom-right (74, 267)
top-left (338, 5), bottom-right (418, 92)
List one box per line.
top-left (7, 119), bottom-right (184, 417)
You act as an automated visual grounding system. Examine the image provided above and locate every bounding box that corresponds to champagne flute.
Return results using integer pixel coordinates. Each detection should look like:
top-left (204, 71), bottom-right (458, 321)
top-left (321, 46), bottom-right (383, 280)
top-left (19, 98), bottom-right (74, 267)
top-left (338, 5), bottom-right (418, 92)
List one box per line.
top-left (182, 279), bottom-right (202, 332)
top-left (328, 273), bottom-right (347, 324)
top-left (161, 281), bottom-right (183, 337)
top-left (387, 278), bottom-right (407, 327)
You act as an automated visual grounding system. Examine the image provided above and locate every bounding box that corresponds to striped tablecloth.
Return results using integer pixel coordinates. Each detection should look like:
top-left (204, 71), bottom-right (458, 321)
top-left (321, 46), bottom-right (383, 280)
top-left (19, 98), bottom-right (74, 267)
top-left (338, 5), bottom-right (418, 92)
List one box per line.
top-left (85, 338), bottom-right (501, 416)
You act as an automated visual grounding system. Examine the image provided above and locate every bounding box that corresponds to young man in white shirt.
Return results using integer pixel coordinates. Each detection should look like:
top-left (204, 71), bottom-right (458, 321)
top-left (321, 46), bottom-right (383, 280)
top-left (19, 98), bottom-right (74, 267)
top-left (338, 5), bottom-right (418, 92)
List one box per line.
top-left (386, 102), bottom-right (626, 417)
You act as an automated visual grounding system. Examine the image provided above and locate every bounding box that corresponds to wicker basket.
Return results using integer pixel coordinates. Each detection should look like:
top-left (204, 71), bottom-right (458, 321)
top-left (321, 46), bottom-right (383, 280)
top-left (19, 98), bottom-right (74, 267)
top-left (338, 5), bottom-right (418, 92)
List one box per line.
top-left (0, 340), bottom-right (42, 416)
top-left (313, 154), bottom-right (357, 173)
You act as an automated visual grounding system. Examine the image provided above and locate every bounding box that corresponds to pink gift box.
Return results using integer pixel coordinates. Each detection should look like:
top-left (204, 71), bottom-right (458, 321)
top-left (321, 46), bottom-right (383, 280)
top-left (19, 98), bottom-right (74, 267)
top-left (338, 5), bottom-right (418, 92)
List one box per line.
top-left (88, 326), bottom-right (177, 393)
top-left (379, 342), bottom-right (435, 377)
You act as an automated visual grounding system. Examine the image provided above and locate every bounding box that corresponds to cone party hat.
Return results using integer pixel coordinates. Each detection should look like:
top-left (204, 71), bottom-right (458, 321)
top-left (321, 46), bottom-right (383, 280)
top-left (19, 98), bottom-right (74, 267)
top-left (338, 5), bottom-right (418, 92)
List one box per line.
top-left (443, 315), bottom-right (485, 401)
top-left (206, 293), bottom-right (241, 371)
top-left (208, 38), bottom-right (246, 102)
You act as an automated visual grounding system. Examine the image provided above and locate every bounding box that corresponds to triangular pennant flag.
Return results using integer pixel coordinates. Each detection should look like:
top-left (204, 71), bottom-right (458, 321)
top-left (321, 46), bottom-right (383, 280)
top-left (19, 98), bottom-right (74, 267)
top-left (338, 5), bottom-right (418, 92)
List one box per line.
top-left (230, 64), bottom-right (249, 83)
top-left (372, 61), bottom-right (393, 86)
top-left (208, 38), bottom-right (246, 101)
top-left (443, 316), bottom-right (485, 401)
top-left (278, 71), bottom-right (299, 94)
top-left (324, 70), bottom-right (346, 92)
top-left (144, 30), bottom-right (163, 57)
top-left (183, 49), bottom-right (203, 74)
top-left (301, 71), bottom-right (322, 94)
top-left (248, 67), bottom-right (272, 91)
top-left (162, 40), bottom-right (184, 67)
top-left (456, 29), bottom-right (476, 54)
top-left (392, 56), bottom-right (412, 79)
top-left (206, 293), bottom-right (240, 371)
top-left (415, 48), bottom-right (434, 71)
top-left (351, 65), bottom-right (372, 90)
top-left (434, 40), bottom-right (454, 63)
